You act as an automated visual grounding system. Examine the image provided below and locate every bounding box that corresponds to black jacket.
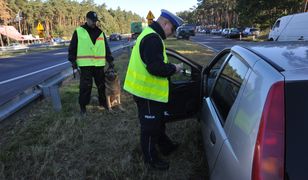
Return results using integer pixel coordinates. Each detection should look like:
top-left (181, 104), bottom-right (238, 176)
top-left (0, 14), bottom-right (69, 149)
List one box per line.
top-left (68, 23), bottom-right (113, 66)
top-left (139, 21), bottom-right (176, 77)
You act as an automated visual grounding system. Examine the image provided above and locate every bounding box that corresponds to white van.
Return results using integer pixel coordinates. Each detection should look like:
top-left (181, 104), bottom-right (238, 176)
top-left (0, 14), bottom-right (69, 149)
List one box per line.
top-left (268, 12), bottom-right (308, 41)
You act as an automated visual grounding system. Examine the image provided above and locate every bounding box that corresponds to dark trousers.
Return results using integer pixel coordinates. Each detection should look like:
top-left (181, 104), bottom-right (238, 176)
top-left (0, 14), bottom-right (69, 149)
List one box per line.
top-left (134, 96), bottom-right (171, 162)
top-left (79, 66), bottom-right (106, 108)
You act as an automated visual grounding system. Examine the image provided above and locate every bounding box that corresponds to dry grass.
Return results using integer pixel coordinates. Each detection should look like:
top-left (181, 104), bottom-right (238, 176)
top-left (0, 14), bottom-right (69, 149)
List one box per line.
top-left (0, 39), bottom-right (214, 179)
top-left (166, 38), bottom-right (214, 66)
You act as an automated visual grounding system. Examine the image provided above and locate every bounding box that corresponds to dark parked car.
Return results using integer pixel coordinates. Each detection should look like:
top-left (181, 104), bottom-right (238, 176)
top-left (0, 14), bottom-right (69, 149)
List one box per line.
top-left (225, 28), bottom-right (241, 38)
top-left (109, 33), bottom-right (122, 41)
top-left (175, 26), bottom-right (190, 40)
top-left (178, 24), bottom-right (196, 36)
top-left (161, 41), bottom-right (308, 180)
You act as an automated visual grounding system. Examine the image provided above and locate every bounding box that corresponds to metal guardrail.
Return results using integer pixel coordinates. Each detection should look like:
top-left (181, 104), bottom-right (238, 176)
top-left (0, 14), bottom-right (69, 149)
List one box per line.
top-left (0, 87), bottom-right (41, 121)
top-left (0, 43), bottom-right (70, 56)
top-left (0, 41), bottom-right (134, 122)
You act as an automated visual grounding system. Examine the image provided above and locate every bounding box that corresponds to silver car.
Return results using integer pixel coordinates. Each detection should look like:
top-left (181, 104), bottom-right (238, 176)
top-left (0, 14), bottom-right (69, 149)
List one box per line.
top-left (164, 41), bottom-right (308, 180)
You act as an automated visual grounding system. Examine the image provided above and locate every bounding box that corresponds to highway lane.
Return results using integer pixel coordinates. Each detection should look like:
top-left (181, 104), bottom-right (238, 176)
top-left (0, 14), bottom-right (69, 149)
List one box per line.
top-left (190, 33), bottom-right (250, 52)
top-left (0, 40), bottom-right (127, 105)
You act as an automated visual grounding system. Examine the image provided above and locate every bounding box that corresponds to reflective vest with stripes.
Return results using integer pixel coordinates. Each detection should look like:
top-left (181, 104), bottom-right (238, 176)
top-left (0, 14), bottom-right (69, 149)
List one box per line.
top-left (76, 27), bottom-right (106, 67)
top-left (124, 27), bottom-right (169, 103)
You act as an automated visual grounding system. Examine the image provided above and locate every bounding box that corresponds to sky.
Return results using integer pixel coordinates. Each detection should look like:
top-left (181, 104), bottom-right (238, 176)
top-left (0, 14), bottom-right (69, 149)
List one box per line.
top-left (93, 0), bottom-right (198, 19)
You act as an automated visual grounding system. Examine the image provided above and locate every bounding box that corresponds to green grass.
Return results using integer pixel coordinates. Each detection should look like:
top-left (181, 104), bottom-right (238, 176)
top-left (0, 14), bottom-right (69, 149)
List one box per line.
top-left (166, 38), bottom-right (214, 66)
top-left (0, 39), bottom-right (214, 179)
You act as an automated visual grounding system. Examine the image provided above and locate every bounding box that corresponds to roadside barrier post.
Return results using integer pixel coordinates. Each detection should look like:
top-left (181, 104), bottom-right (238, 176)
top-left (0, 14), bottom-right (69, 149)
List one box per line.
top-left (50, 85), bottom-right (62, 111)
top-left (41, 85), bottom-right (62, 111)
top-left (127, 46), bottom-right (132, 57)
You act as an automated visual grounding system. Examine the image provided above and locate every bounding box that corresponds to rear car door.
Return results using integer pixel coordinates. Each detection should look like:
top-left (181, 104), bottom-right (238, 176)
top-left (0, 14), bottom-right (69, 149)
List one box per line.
top-left (200, 49), bottom-right (250, 173)
top-left (164, 48), bottom-right (203, 121)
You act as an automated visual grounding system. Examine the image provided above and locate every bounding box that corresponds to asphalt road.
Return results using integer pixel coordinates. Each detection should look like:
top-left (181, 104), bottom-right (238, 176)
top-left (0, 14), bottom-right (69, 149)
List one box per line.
top-left (0, 40), bottom-right (127, 105)
top-left (190, 33), bottom-right (250, 52)
top-left (0, 35), bottom-right (250, 106)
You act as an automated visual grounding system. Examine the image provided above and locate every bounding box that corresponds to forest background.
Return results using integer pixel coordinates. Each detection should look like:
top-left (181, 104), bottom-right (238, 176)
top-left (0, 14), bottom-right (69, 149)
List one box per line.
top-left (0, 0), bottom-right (306, 38)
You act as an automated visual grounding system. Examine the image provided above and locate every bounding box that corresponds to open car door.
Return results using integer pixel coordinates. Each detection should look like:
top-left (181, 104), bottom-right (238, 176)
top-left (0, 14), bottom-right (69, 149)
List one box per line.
top-left (164, 48), bottom-right (203, 122)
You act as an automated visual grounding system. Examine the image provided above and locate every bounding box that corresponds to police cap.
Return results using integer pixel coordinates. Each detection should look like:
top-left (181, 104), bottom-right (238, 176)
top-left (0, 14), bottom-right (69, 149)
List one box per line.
top-left (160, 9), bottom-right (184, 29)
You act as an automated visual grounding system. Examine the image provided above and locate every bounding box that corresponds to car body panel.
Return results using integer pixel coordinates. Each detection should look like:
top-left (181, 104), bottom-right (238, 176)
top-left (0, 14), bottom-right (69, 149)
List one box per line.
top-left (201, 51), bottom-right (251, 175)
top-left (211, 59), bottom-right (284, 179)
top-left (165, 41), bottom-right (308, 179)
top-left (247, 42), bottom-right (308, 71)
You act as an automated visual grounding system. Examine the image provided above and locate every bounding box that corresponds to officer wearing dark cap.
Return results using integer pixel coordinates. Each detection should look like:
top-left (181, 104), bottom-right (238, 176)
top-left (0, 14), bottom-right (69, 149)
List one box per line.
top-left (124, 9), bottom-right (184, 170)
top-left (68, 11), bottom-right (114, 115)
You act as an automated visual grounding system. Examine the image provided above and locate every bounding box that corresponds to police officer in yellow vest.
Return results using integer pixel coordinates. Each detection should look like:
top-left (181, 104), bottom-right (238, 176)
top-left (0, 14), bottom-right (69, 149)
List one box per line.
top-left (68, 11), bottom-right (114, 115)
top-left (124, 9), bottom-right (184, 170)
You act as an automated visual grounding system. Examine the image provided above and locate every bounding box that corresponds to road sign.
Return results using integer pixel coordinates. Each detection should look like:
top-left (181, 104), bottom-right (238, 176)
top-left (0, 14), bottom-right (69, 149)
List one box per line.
top-left (36, 22), bottom-right (44, 31)
top-left (146, 11), bottom-right (155, 20)
top-left (146, 11), bottom-right (155, 25)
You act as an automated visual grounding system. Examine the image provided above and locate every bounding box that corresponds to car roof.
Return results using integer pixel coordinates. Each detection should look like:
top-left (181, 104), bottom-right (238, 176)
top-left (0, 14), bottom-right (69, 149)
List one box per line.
top-left (238, 41), bottom-right (308, 72)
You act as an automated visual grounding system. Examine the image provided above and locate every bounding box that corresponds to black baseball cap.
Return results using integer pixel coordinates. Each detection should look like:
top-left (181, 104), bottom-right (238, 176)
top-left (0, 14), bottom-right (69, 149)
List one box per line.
top-left (86, 11), bottom-right (99, 22)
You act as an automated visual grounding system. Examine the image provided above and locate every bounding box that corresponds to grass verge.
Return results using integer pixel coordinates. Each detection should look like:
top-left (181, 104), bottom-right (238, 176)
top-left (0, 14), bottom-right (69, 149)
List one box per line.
top-left (0, 39), bottom-right (214, 179)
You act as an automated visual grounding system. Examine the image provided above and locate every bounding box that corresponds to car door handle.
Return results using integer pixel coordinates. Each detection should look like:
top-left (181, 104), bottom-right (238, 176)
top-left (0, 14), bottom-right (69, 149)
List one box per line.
top-left (298, 36), bottom-right (304, 40)
top-left (210, 131), bottom-right (216, 144)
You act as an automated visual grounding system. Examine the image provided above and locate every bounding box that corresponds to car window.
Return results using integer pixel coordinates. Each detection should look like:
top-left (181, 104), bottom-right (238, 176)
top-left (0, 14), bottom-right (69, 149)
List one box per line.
top-left (205, 53), bottom-right (230, 95)
top-left (211, 55), bottom-right (249, 124)
top-left (168, 55), bottom-right (192, 82)
top-left (273, 20), bottom-right (280, 29)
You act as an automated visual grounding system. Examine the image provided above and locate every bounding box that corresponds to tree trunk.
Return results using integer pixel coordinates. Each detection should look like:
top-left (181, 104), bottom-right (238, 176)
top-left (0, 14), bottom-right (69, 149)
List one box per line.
top-left (0, 35), bottom-right (4, 47)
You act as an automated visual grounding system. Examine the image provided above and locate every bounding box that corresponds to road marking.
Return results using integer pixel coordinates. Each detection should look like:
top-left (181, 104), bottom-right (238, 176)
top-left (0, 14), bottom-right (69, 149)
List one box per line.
top-left (54, 52), bottom-right (68, 55)
top-left (194, 41), bottom-right (219, 52)
top-left (0, 61), bottom-right (69, 85)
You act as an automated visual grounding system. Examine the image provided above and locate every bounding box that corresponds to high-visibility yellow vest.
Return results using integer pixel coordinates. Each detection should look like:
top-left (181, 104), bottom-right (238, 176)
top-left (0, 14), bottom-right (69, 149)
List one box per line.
top-left (124, 27), bottom-right (169, 103)
top-left (76, 27), bottom-right (106, 67)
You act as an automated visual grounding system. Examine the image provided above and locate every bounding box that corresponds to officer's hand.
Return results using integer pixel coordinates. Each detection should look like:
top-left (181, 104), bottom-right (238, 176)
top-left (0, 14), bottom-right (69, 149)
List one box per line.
top-left (174, 63), bottom-right (183, 73)
top-left (71, 62), bottom-right (78, 69)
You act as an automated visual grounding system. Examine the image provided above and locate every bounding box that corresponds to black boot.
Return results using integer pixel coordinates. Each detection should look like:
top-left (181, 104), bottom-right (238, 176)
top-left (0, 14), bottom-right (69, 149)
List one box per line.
top-left (80, 105), bottom-right (87, 116)
top-left (158, 139), bottom-right (180, 156)
top-left (146, 158), bottom-right (169, 171)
